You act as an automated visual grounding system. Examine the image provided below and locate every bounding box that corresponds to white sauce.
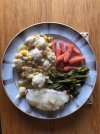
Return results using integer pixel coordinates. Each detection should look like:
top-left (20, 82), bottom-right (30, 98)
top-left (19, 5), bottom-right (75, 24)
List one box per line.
top-left (26, 89), bottom-right (69, 111)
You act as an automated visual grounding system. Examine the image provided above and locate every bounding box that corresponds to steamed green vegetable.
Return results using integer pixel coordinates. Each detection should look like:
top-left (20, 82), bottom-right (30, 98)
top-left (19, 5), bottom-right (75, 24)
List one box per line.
top-left (48, 66), bottom-right (89, 97)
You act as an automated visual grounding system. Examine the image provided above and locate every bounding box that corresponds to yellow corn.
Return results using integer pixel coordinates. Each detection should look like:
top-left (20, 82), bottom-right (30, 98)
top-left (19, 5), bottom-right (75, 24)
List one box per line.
top-left (20, 50), bottom-right (28, 56)
top-left (18, 45), bottom-right (27, 52)
top-left (44, 36), bottom-right (48, 41)
top-left (27, 55), bottom-right (33, 60)
top-left (15, 54), bottom-right (20, 59)
top-left (48, 43), bottom-right (52, 47)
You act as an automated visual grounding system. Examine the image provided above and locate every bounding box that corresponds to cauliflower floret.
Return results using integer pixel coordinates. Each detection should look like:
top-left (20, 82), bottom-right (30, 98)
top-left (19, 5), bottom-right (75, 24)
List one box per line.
top-left (43, 47), bottom-right (56, 63)
top-left (19, 86), bottom-right (26, 95)
top-left (29, 47), bottom-right (42, 60)
top-left (16, 86), bottom-right (26, 98)
top-left (32, 73), bottom-right (46, 88)
top-left (46, 51), bottom-right (56, 63)
top-left (13, 59), bottom-right (24, 69)
top-left (25, 36), bottom-right (35, 46)
top-left (25, 35), bottom-right (47, 49)
top-left (43, 60), bottom-right (51, 70)
top-left (37, 37), bottom-right (48, 49)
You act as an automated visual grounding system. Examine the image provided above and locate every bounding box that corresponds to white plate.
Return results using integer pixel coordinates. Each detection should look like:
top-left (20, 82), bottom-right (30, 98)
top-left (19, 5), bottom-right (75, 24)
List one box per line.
top-left (1, 22), bottom-right (97, 119)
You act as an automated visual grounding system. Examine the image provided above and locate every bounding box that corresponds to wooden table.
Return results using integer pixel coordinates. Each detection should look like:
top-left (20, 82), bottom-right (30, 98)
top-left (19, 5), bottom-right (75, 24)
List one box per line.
top-left (0, 0), bottom-right (100, 134)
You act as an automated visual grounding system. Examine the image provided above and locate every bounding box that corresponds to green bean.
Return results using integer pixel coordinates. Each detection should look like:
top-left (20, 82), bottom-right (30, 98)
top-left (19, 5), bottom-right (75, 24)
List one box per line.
top-left (48, 66), bottom-right (89, 96)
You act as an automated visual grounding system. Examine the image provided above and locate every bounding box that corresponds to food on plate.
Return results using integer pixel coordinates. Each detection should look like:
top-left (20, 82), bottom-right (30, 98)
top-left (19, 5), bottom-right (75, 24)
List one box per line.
top-left (32, 73), bottom-right (47, 88)
top-left (13, 34), bottom-right (89, 111)
top-left (52, 40), bottom-right (56, 53)
top-left (48, 66), bottom-right (89, 97)
top-left (59, 41), bottom-right (65, 53)
top-left (73, 48), bottom-right (81, 55)
top-left (26, 89), bottom-right (69, 111)
top-left (55, 43), bottom-right (85, 72)
top-left (63, 45), bottom-right (74, 62)
top-left (56, 48), bottom-right (61, 57)
top-left (69, 56), bottom-right (85, 64)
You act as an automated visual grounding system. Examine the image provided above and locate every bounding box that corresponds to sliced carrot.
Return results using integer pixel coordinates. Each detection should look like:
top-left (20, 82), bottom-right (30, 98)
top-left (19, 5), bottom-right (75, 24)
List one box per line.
top-left (69, 56), bottom-right (85, 64)
top-left (66, 44), bottom-right (74, 49)
top-left (56, 60), bottom-right (62, 67)
top-left (56, 48), bottom-right (61, 57)
top-left (57, 67), bottom-right (64, 72)
top-left (56, 53), bottom-right (65, 62)
top-left (64, 66), bottom-right (77, 72)
top-left (57, 66), bottom-right (76, 72)
top-left (64, 62), bottom-right (72, 67)
top-left (56, 61), bottom-right (64, 71)
top-left (64, 47), bottom-right (74, 62)
top-left (73, 48), bottom-right (81, 55)
top-left (52, 40), bottom-right (56, 53)
top-left (59, 41), bottom-right (65, 53)
top-left (66, 44), bottom-right (81, 55)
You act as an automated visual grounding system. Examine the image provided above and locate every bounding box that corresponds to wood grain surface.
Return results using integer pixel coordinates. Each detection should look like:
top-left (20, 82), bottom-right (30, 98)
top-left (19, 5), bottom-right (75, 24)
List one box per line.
top-left (0, 0), bottom-right (100, 134)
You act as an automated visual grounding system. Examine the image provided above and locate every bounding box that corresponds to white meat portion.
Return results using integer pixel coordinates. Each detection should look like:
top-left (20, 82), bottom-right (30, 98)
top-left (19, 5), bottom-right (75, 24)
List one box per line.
top-left (26, 89), bottom-right (69, 111)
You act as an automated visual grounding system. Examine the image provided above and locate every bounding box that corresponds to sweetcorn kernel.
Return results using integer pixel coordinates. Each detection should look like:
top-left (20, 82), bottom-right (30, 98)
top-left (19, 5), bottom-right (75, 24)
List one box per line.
top-left (18, 45), bottom-right (27, 52)
top-left (44, 36), bottom-right (48, 41)
top-left (27, 55), bottom-right (33, 60)
top-left (20, 50), bottom-right (28, 56)
top-left (44, 36), bottom-right (52, 42)
top-left (15, 54), bottom-right (20, 59)
top-left (48, 43), bottom-right (52, 47)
